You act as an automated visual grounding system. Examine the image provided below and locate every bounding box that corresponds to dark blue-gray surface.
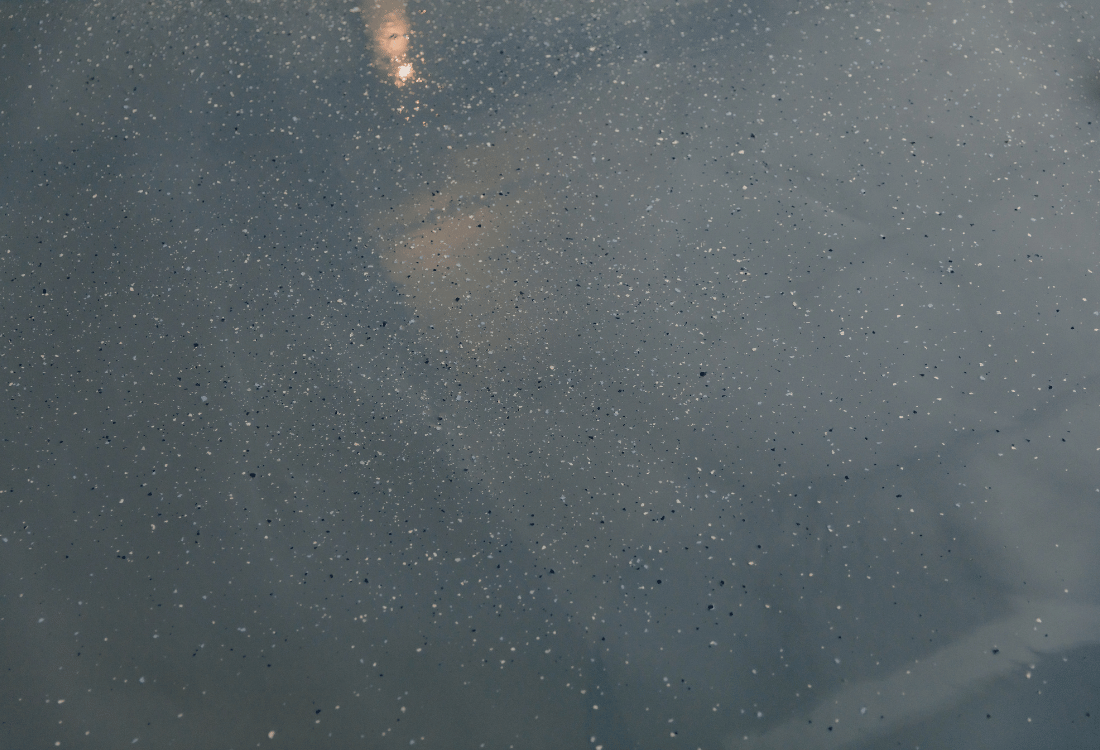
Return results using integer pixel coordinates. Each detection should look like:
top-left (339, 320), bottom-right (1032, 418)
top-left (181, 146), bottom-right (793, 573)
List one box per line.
top-left (2, 0), bottom-right (1098, 747)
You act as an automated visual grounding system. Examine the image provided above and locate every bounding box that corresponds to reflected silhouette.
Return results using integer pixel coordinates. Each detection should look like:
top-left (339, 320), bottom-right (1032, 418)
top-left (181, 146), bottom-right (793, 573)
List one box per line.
top-left (365, 0), bottom-right (415, 86)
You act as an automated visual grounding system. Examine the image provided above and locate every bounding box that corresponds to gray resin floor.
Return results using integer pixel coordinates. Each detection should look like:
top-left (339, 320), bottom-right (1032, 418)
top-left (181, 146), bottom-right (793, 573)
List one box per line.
top-left (2, 1), bottom-right (1099, 748)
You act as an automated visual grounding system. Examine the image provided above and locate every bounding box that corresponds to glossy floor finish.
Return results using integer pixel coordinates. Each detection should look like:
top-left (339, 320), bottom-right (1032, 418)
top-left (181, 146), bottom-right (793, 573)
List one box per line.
top-left (2, 0), bottom-right (1098, 747)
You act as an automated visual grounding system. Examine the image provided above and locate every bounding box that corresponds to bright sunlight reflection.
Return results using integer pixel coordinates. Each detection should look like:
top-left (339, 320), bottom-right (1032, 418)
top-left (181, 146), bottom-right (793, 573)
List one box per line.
top-left (364, 1), bottom-right (415, 87)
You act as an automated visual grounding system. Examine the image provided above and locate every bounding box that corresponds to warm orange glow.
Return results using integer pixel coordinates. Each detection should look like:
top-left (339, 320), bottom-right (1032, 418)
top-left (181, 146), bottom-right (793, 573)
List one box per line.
top-left (366, 2), bottom-right (416, 87)
top-left (366, 137), bottom-right (567, 366)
